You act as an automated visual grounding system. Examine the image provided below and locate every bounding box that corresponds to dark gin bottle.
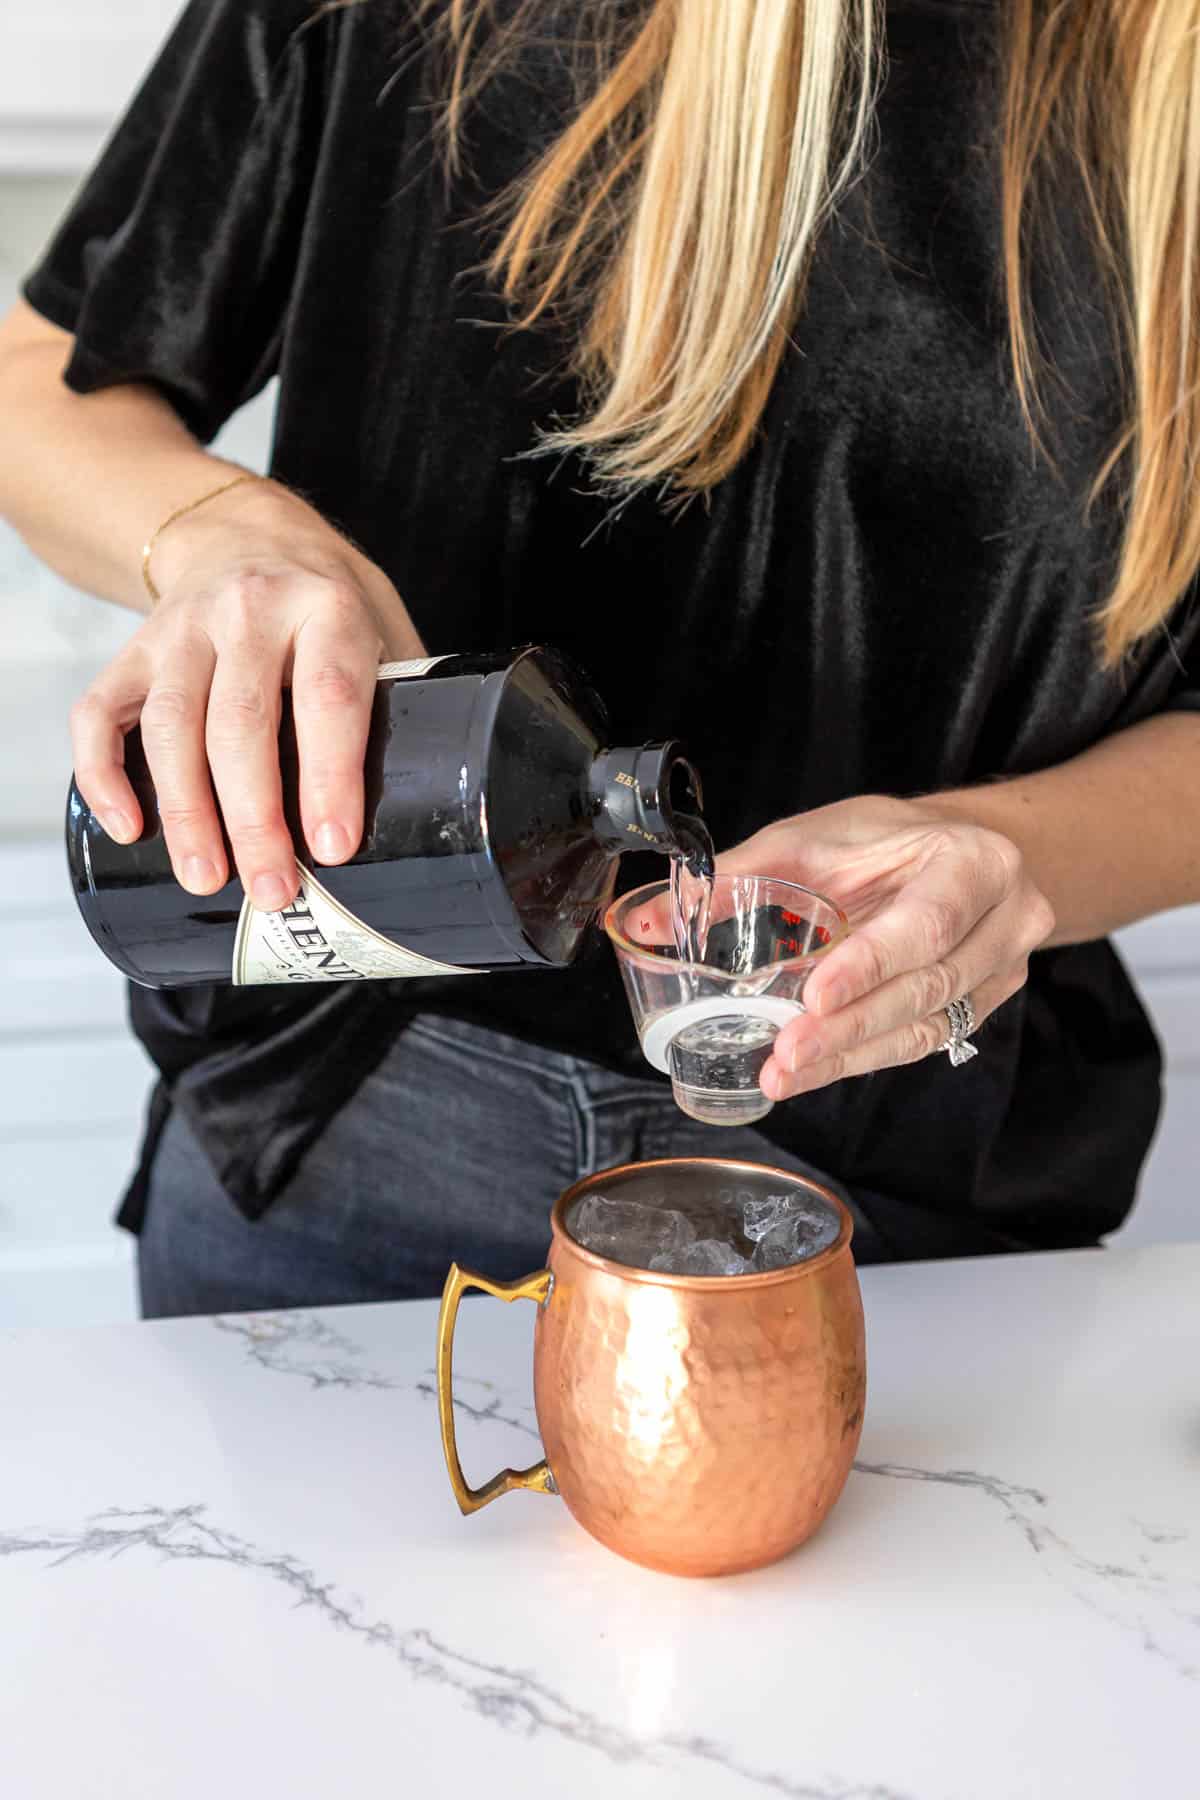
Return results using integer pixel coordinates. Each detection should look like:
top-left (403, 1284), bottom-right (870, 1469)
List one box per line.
top-left (66, 646), bottom-right (707, 989)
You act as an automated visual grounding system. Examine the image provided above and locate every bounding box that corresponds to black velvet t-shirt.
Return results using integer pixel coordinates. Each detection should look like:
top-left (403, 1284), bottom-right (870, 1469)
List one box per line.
top-left (25, 0), bottom-right (1200, 1256)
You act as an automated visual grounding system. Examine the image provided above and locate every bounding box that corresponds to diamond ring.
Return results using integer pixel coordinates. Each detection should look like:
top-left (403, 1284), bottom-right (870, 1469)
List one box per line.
top-left (940, 994), bottom-right (978, 1067)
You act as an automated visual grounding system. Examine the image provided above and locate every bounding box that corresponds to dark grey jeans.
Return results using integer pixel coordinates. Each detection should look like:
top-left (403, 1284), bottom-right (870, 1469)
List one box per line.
top-left (139, 1012), bottom-right (883, 1318)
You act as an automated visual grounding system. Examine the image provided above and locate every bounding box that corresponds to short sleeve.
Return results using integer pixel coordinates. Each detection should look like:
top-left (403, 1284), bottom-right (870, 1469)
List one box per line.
top-left (21, 0), bottom-right (331, 443)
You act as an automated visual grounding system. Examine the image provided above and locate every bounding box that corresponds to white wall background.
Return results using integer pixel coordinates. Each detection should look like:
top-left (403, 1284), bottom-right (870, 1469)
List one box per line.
top-left (0, 2), bottom-right (184, 173)
top-left (0, 8), bottom-right (1195, 1329)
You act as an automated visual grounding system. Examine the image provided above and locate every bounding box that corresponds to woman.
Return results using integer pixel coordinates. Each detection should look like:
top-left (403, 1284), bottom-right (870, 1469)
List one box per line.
top-left (0, 0), bottom-right (1196, 1311)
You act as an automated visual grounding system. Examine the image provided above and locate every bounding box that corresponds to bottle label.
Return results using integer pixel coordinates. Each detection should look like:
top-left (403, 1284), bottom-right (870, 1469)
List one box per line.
top-left (232, 864), bottom-right (471, 985)
top-left (376, 655), bottom-right (451, 680)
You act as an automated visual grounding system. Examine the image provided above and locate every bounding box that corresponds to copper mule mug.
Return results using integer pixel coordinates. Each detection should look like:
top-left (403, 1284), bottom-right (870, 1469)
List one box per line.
top-left (436, 1158), bottom-right (866, 1577)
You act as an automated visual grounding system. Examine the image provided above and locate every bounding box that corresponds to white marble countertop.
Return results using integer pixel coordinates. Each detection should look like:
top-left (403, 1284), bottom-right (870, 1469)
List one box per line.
top-left (1, 1244), bottom-right (1197, 1799)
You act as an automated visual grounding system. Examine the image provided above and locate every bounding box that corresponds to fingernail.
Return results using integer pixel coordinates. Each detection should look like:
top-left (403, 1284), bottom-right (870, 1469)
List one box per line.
top-left (104, 810), bottom-right (136, 844)
top-left (314, 821), bottom-right (349, 864)
top-left (789, 1035), bottom-right (823, 1072)
top-left (182, 855), bottom-right (218, 893)
top-left (817, 980), bottom-right (848, 1015)
top-left (252, 872), bottom-right (289, 910)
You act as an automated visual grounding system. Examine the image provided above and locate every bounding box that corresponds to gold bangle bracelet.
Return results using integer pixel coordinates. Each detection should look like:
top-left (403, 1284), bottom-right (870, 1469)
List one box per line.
top-left (141, 471), bottom-right (262, 605)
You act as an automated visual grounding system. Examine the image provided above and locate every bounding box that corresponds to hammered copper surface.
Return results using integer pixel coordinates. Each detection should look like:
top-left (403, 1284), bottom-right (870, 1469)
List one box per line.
top-left (533, 1160), bottom-right (866, 1578)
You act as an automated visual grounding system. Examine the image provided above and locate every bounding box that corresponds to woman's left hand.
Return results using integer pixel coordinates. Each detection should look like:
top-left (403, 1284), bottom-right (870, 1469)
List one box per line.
top-left (718, 796), bottom-right (1057, 1103)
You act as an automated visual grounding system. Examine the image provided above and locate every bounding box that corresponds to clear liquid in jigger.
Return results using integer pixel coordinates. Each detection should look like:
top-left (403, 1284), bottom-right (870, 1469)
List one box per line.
top-left (666, 827), bottom-right (781, 1125)
top-left (667, 1013), bottom-right (778, 1126)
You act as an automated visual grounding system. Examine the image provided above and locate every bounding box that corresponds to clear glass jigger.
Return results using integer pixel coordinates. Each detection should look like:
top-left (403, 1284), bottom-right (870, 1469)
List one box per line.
top-left (605, 875), bottom-right (849, 1127)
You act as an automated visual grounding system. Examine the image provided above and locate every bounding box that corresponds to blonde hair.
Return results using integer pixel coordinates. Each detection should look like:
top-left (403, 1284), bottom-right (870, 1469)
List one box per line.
top-left (426, 0), bottom-right (1200, 666)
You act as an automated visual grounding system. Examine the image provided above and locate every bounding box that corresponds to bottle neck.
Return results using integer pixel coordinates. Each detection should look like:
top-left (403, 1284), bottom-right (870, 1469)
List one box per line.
top-left (589, 743), bottom-right (711, 870)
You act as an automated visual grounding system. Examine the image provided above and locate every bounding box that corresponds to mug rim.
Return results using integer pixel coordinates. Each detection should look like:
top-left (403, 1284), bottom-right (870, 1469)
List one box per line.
top-left (603, 876), bottom-right (851, 976)
top-left (551, 1156), bottom-right (854, 1288)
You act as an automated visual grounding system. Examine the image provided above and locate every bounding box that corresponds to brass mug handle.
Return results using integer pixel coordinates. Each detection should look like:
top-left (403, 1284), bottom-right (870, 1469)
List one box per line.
top-left (435, 1262), bottom-right (558, 1515)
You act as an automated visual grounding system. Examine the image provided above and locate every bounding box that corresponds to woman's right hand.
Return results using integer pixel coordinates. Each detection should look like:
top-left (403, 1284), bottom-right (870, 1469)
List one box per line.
top-left (70, 475), bottom-right (427, 910)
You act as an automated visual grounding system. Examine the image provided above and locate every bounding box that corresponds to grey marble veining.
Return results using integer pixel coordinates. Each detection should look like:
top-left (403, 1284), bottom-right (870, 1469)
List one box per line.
top-left (0, 1504), bottom-right (912, 1800)
top-left (228, 1308), bottom-right (1199, 1688)
top-left (854, 1461), bottom-right (1198, 1684)
top-left (3, 1247), bottom-right (1197, 1799)
top-left (213, 1310), bottom-right (542, 1435)
top-left (413, 1368), bottom-right (543, 1439)
top-left (212, 1312), bottom-right (403, 1391)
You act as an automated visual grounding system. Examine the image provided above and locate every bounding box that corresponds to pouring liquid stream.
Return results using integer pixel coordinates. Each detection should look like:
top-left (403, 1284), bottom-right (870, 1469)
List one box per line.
top-left (669, 823), bottom-right (716, 969)
top-left (663, 825), bottom-right (789, 1126)
top-left (668, 822), bottom-right (762, 980)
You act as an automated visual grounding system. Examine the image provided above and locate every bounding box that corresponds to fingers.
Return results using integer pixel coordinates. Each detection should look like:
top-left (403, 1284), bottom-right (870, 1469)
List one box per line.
top-left (764, 871), bottom-right (1055, 1100)
top-left (204, 638), bottom-right (296, 910)
top-left (773, 891), bottom-right (1029, 1073)
top-left (801, 833), bottom-right (1019, 1017)
top-left (70, 477), bottom-right (405, 907)
top-left (70, 655), bottom-right (150, 845)
top-left (290, 603), bottom-right (379, 863)
top-left (137, 639), bottom-right (226, 893)
top-left (708, 802), bottom-right (1058, 1103)
top-left (768, 941), bottom-right (1025, 1100)
top-left (762, 962), bottom-right (1026, 1100)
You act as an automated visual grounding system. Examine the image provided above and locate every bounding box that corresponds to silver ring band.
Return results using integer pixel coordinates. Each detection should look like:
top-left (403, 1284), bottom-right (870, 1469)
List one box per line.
top-left (940, 994), bottom-right (979, 1067)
